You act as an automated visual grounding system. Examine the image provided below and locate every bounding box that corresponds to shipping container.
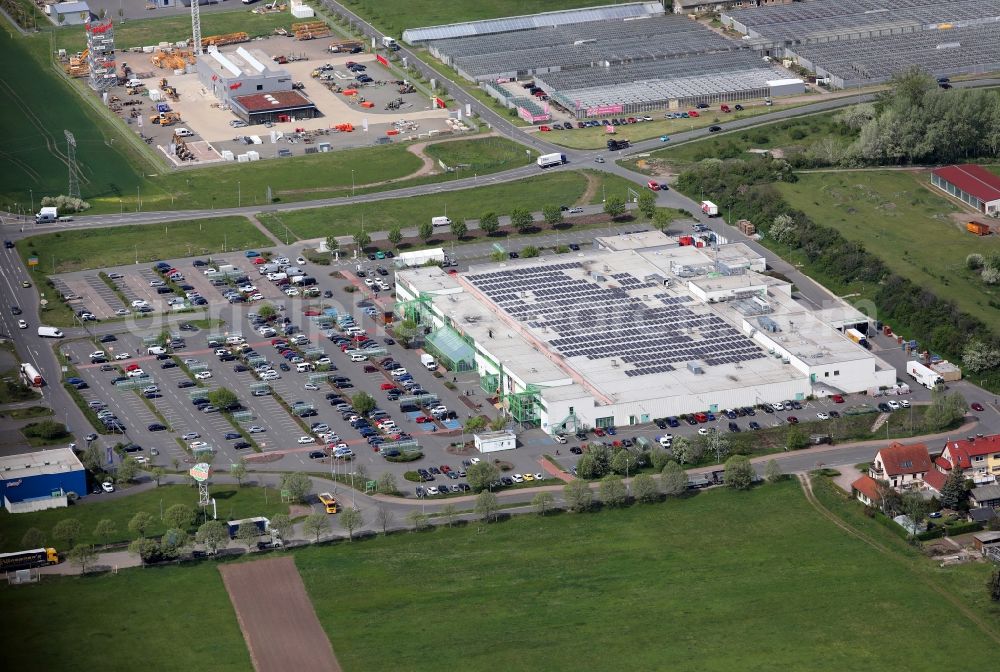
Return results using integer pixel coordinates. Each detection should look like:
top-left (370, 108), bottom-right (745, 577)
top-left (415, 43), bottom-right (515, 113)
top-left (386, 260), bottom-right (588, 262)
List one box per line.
top-left (967, 221), bottom-right (990, 235)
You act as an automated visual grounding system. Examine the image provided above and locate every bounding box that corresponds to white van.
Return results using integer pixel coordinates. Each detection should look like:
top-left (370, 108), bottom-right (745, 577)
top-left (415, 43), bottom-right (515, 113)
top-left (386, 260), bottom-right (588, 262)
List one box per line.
top-left (173, 128), bottom-right (194, 138)
top-left (147, 345), bottom-right (167, 355)
top-left (350, 353), bottom-right (368, 362)
top-left (226, 335), bottom-right (246, 346)
top-left (296, 362), bottom-right (313, 373)
top-left (432, 216), bottom-right (452, 228)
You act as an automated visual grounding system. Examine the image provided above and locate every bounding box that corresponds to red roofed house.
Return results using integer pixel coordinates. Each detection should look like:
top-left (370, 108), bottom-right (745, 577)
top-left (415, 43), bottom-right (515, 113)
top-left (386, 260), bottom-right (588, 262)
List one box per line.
top-left (922, 468), bottom-right (947, 495)
top-left (931, 165), bottom-right (1000, 216)
top-left (936, 435), bottom-right (1000, 485)
top-left (869, 442), bottom-right (932, 489)
top-left (851, 474), bottom-right (883, 507)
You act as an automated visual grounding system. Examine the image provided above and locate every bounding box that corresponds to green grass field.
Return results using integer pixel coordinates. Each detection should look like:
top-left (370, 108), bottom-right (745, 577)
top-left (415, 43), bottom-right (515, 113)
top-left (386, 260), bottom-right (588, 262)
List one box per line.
top-left (0, 31), bottom-right (157, 215)
top-left (775, 170), bottom-right (1000, 333)
top-left (18, 216), bottom-right (271, 274)
top-left (544, 101), bottom-right (809, 150)
top-left (0, 484), bottom-right (289, 549)
top-left (52, 8), bottom-right (293, 53)
top-left (424, 136), bottom-right (535, 172)
top-left (2, 481), bottom-right (997, 669)
top-left (341, 0), bottom-right (612, 36)
top-left (628, 111), bottom-right (855, 170)
top-left (296, 481), bottom-right (998, 670)
top-left (258, 170), bottom-right (632, 240)
top-left (0, 561), bottom-right (252, 671)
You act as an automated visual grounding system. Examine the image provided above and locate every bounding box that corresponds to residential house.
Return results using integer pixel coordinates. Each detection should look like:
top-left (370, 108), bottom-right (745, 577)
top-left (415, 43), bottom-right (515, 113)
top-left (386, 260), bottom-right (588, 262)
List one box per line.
top-left (869, 442), bottom-right (931, 489)
top-left (935, 435), bottom-right (1000, 485)
top-left (970, 483), bottom-right (1000, 509)
top-left (851, 474), bottom-right (882, 507)
top-left (968, 507), bottom-right (998, 526)
top-left (922, 468), bottom-right (947, 495)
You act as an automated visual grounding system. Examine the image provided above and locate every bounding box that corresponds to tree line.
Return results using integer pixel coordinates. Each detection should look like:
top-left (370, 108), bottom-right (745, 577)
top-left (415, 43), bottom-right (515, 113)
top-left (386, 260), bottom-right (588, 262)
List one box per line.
top-left (676, 156), bottom-right (1000, 388)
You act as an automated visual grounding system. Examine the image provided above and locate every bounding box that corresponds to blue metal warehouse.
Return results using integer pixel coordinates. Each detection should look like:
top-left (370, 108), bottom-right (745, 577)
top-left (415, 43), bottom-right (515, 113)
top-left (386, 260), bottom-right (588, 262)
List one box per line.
top-left (0, 448), bottom-right (87, 514)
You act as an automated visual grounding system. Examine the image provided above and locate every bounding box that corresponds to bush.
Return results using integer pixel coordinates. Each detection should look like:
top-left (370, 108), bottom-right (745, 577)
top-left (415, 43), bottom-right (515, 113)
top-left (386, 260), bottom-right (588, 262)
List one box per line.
top-left (343, 285), bottom-right (356, 293)
top-left (22, 420), bottom-right (69, 441)
top-left (40, 195), bottom-right (90, 213)
top-left (403, 470), bottom-right (422, 482)
top-left (917, 520), bottom-right (983, 540)
top-left (386, 451), bottom-right (423, 463)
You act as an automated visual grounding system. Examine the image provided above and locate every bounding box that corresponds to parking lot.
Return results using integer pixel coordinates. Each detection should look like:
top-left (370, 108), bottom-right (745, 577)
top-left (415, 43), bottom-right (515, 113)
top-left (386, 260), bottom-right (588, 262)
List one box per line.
top-left (54, 233), bottom-right (941, 499)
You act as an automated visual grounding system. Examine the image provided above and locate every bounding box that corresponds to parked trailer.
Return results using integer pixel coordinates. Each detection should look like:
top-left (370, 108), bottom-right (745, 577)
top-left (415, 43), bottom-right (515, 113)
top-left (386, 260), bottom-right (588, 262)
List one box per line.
top-left (537, 152), bottom-right (567, 169)
top-left (845, 328), bottom-right (868, 348)
top-left (967, 221), bottom-right (990, 236)
top-left (227, 516), bottom-right (270, 539)
top-left (36, 326), bottom-right (64, 338)
top-left (700, 200), bottom-right (719, 217)
top-left (906, 360), bottom-right (943, 390)
top-left (0, 548), bottom-right (58, 572)
top-left (19, 362), bottom-right (43, 387)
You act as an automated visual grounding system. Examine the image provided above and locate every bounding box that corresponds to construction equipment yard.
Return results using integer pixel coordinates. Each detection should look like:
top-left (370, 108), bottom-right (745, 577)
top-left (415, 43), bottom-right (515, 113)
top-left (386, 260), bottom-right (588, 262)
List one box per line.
top-left (93, 35), bottom-right (462, 163)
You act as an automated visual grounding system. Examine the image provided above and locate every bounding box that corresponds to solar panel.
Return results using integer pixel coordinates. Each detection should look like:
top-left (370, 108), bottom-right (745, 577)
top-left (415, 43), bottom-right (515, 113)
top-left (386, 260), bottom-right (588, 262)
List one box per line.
top-left (466, 265), bottom-right (766, 378)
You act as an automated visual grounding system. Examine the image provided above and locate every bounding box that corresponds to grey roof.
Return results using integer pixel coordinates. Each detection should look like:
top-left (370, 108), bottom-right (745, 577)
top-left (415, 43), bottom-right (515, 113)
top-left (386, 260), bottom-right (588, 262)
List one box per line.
top-left (404, 2), bottom-right (664, 43)
top-left (726, 0), bottom-right (1000, 44)
top-left (537, 50), bottom-right (782, 108)
top-left (0, 447), bottom-right (84, 479)
top-left (969, 507), bottom-right (999, 523)
top-left (786, 22), bottom-right (1000, 85)
top-left (431, 13), bottom-right (737, 81)
top-left (54, 1), bottom-right (90, 12)
top-left (972, 483), bottom-right (1000, 501)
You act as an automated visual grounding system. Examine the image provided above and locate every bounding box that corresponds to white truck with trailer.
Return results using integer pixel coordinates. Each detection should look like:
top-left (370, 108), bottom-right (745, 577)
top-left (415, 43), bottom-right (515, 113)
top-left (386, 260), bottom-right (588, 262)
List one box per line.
top-left (906, 361), bottom-right (943, 389)
top-left (537, 153), bottom-right (567, 169)
top-left (700, 200), bottom-right (719, 217)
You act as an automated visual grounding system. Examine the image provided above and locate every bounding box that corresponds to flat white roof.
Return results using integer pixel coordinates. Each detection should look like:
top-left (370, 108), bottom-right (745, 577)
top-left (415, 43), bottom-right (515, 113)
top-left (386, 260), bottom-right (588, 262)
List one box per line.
top-left (399, 231), bottom-right (889, 405)
top-left (0, 448), bottom-right (84, 479)
top-left (767, 78), bottom-right (805, 86)
top-left (201, 47), bottom-right (287, 80)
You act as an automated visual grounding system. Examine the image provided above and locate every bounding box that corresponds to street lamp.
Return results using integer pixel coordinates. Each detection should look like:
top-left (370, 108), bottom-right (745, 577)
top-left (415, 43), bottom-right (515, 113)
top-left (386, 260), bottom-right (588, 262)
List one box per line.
top-left (352, 169), bottom-right (356, 197)
top-left (237, 181), bottom-right (241, 208)
top-left (29, 188), bottom-right (33, 216)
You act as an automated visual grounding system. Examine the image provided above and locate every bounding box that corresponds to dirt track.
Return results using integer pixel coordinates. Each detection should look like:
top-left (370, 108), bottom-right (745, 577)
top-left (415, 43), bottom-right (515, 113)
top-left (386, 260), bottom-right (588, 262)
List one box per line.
top-left (220, 556), bottom-right (341, 672)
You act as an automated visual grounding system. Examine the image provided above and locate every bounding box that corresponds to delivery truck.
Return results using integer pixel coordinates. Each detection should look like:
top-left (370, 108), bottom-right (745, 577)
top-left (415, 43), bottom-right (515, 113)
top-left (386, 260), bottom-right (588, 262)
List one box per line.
top-left (420, 353), bottom-right (437, 371)
top-left (431, 216), bottom-right (452, 228)
top-left (844, 328), bottom-right (869, 348)
top-left (906, 360), bottom-right (943, 390)
top-left (35, 207), bottom-right (59, 223)
top-left (537, 152), bottom-right (567, 169)
top-left (227, 516), bottom-right (270, 539)
top-left (318, 492), bottom-right (339, 514)
top-left (700, 200), bottom-right (719, 217)
top-left (37, 326), bottom-right (64, 338)
top-left (0, 547), bottom-right (59, 572)
top-left (381, 36), bottom-right (399, 51)
top-left (19, 362), bottom-right (43, 387)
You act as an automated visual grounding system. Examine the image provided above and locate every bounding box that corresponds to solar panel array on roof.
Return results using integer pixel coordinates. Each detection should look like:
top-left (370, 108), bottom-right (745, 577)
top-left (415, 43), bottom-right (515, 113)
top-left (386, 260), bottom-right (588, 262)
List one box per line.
top-left (403, 2), bottom-right (664, 44)
top-left (465, 263), bottom-right (766, 379)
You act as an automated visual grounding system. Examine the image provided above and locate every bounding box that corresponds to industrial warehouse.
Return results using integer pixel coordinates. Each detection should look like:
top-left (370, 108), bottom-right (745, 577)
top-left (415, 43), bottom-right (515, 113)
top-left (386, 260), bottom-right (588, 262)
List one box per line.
top-left (396, 232), bottom-right (896, 434)
top-left (0, 448), bottom-right (87, 514)
top-left (408, 3), bottom-right (802, 118)
top-left (723, 0), bottom-right (1000, 87)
